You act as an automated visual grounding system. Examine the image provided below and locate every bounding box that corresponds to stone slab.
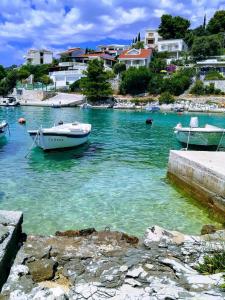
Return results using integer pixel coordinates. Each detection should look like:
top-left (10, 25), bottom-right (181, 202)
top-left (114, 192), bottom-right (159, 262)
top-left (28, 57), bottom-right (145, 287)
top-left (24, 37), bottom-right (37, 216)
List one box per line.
top-left (0, 211), bottom-right (23, 291)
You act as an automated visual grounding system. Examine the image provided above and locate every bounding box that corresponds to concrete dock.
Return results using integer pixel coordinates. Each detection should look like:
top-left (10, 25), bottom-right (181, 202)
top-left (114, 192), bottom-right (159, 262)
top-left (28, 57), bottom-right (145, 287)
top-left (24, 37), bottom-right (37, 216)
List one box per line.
top-left (168, 150), bottom-right (225, 219)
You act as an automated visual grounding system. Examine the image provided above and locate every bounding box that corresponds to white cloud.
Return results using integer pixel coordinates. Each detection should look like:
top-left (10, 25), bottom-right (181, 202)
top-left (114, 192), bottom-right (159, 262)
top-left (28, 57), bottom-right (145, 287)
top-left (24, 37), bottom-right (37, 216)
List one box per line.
top-left (0, 0), bottom-right (224, 65)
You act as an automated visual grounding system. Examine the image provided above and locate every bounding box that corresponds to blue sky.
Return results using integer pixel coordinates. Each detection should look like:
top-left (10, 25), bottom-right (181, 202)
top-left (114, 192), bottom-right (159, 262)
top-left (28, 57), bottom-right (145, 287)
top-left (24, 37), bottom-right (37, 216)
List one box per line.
top-left (0, 0), bottom-right (224, 66)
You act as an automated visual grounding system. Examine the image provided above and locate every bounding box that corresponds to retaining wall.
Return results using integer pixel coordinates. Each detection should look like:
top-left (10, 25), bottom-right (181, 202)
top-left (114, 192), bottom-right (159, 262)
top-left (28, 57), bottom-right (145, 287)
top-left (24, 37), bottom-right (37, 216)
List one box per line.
top-left (167, 150), bottom-right (225, 220)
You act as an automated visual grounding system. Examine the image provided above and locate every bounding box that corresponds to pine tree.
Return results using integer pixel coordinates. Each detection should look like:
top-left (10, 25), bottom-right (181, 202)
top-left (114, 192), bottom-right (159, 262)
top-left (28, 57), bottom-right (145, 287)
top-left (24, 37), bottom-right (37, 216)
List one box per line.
top-left (203, 14), bottom-right (206, 29)
top-left (137, 32), bottom-right (141, 42)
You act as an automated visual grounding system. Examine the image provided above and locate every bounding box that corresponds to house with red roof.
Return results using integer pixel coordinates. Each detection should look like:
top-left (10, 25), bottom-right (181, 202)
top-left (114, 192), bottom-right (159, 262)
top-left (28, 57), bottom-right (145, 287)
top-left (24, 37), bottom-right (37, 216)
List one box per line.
top-left (118, 48), bottom-right (153, 69)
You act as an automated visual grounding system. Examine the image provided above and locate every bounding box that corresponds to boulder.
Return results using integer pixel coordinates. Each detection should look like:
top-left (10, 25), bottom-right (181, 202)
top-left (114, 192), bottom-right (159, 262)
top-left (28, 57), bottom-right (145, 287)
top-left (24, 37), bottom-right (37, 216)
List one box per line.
top-left (55, 228), bottom-right (96, 237)
top-left (27, 259), bottom-right (57, 282)
top-left (201, 225), bottom-right (217, 235)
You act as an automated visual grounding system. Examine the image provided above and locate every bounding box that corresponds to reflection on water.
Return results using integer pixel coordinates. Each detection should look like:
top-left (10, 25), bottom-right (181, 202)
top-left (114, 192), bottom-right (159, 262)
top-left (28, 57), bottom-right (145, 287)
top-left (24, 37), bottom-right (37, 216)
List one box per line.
top-left (0, 107), bottom-right (224, 236)
top-left (28, 142), bottom-right (105, 172)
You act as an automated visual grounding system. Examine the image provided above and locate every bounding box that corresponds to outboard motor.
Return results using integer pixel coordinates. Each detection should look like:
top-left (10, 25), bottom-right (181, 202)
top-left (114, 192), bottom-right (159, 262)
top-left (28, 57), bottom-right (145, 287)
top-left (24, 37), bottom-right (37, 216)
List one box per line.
top-left (190, 117), bottom-right (198, 128)
top-left (146, 118), bottom-right (153, 125)
top-left (58, 120), bottom-right (64, 125)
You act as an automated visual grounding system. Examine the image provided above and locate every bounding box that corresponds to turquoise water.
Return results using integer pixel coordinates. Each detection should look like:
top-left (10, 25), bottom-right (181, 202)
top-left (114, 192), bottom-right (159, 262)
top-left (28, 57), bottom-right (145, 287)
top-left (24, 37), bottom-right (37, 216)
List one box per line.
top-left (0, 107), bottom-right (224, 236)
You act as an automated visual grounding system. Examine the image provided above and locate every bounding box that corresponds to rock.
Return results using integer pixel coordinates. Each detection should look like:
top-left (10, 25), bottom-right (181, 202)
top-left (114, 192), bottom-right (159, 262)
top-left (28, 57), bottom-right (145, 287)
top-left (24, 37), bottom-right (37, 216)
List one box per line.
top-left (100, 267), bottom-right (124, 288)
top-left (55, 228), bottom-right (96, 237)
top-left (28, 259), bottom-right (57, 282)
top-left (161, 258), bottom-right (198, 275)
top-left (121, 233), bottom-right (139, 245)
top-left (184, 273), bottom-right (225, 291)
top-left (127, 266), bottom-right (144, 278)
top-left (119, 265), bottom-right (128, 272)
top-left (201, 225), bottom-right (217, 235)
top-left (144, 225), bottom-right (186, 248)
top-left (62, 259), bottom-right (85, 282)
top-left (124, 278), bottom-right (142, 287)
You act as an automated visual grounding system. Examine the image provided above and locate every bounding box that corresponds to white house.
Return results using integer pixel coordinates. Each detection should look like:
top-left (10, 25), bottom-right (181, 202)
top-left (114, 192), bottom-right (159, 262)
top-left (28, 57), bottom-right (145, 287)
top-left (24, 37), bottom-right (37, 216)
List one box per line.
top-left (144, 30), bottom-right (162, 48)
top-left (49, 62), bottom-right (87, 88)
top-left (157, 39), bottom-right (188, 59)
top-left (118, 48), bottom-right (153, 69)
top-left (24, 49), bottom-right (53, 65)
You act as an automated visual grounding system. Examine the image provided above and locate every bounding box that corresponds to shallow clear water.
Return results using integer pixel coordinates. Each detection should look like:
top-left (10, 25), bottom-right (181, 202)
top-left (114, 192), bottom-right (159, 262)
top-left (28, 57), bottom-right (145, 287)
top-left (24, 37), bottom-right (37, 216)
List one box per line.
top-left (0, 107), bottom-right (224, 236)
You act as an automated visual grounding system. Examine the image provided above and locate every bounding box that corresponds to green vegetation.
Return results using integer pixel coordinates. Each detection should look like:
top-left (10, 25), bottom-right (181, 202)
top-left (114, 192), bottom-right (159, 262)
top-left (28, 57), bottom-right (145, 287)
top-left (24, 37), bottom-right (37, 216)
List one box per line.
top-left (197, 252), bottom-right (225, 274)
top-left (119, 67), bottom-right (151, 95)
top-left (80, 59), bottom-right (112, 102)
top-left (190, 80), bottom-right (224, 95)
top-left (207, 11), bottom-right (225, 35)
top-left (191, 34), bottom-right (224, 60)
top-left (113, 62), bottom-right (126, 75)
top-left (0, 70), bottom-right (18, 96)
top-left (158, 14), bottom-right (190, 39)
top-left (159, 92), bottom-right (175, 104)
top-left (205, 70), bottom-right (225, 80)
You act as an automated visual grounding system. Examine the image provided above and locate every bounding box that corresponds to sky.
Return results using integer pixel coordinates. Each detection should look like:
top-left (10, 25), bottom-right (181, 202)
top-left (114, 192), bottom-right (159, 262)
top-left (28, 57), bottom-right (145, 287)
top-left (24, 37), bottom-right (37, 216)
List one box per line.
top-left (0, 0), bottom-right (225, 66)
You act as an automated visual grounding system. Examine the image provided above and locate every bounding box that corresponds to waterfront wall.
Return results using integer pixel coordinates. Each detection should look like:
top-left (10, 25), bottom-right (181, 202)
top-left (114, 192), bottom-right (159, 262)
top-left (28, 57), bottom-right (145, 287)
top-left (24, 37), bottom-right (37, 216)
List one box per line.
top-left (167, 150), bottom-right (225, 219)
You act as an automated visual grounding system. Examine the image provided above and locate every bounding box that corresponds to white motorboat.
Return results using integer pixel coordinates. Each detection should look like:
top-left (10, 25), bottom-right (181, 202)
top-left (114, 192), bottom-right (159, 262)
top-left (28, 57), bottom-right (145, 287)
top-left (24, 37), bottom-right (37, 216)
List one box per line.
top-left (0, 121), bottom-right (8, 139)
top-left (0, 97), bottom-right (20, 107)
top-left (28, 121), bottom-right (92, 150)
top-left (174, 117), bottom-right (225, 147)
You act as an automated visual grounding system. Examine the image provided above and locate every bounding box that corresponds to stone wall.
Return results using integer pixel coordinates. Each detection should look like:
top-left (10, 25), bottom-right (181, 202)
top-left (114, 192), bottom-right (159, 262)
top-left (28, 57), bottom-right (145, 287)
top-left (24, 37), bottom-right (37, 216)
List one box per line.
top-left (14, 89), bottom-right (56, 102)
top-left (167, 150), bottom-right (225, 220)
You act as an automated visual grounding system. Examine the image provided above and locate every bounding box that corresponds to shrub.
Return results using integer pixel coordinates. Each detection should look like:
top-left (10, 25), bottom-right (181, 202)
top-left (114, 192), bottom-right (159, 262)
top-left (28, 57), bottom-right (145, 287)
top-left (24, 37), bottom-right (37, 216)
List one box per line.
top-left (113, 62), bottom-right (126, 74)
top-left (159, 92), bottom-right (175, 104)
top-left (119, 67), bottom-right (151, 95)
top-left (197, 252), bottom-right (225, 274)
top-left (205, 70), bottom-right (225, 80)
top-left (190, 80), bottom-right (205, 95)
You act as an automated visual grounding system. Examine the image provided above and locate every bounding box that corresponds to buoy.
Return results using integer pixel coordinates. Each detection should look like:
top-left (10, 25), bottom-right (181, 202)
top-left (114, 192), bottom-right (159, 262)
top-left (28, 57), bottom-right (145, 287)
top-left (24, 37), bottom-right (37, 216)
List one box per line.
top-left (18, 118), bottom-right (26, 124)
top-left (146, 118), bottom-right (153, 125)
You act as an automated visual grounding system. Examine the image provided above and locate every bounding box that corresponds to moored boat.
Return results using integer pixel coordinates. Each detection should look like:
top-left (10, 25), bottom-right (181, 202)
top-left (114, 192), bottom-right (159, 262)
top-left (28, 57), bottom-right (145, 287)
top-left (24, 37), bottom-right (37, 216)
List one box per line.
top-left (28, 121), bottom-right (92, 150)
top-left (0, 97), bottom-right (20, 107)
top-left (174, 117), bottom-right (225, 148)
top-left (0, 121), bottom-right (8, 139)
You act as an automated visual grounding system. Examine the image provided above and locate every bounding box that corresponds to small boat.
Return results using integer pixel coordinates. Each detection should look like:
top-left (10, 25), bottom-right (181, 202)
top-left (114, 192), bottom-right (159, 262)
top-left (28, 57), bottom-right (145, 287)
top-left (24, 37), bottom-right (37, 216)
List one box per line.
top-left (28, 121), bottom-right (92, 150)
top-left (0, 97), bottom-right (20, 107)
top-left (0, 121), bottom-right (8, 139)
top-left (174, 117), bottom-right (225, 148)
top-left (145, 104), bottom-right (160, 112)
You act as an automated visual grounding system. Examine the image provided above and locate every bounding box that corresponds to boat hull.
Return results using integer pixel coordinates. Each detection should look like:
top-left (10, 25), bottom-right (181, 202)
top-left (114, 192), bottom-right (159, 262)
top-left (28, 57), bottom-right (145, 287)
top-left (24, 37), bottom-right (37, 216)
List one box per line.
top-left (0, 122), bottom-right (8, 139)
top-left (29, 131), bottom-right (90, 150)
top-left (175, 130), bottom-right (224, 147)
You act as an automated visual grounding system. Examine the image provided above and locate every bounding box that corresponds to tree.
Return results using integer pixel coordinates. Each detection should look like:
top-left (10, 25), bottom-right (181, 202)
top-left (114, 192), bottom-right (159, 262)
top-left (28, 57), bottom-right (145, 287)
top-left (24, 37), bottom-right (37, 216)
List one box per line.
top-left (0, 65), bottom-right (6, 81)
top-left (133, 41), bottom-right (144, 49)
top-left (207, 10), bottom-right (225, 34)
top-left (190, 80), bottom-right (205, 95)
top-left (80, 59), bottom-right (112, 102)
top-left (191, 34), bottom-right (223, 60)
top-left (158, 14), bottom-right (190, 39)
top-left (158, 92), bottom-right (175, 104)
top-left (113, 62), bottom-right (126, 74)
top-left (149, 58), bottom-right (167, 73)
top-left (137, 32), bottom-right (141, 42)
top-left (119, 67), bottom-right (150, 95)
top-left (17, 69), bottom-right (30, 81)
top-left (0, 70), bottom-right (18, 96)
top-left (40, 75), bottom-right (53, 85)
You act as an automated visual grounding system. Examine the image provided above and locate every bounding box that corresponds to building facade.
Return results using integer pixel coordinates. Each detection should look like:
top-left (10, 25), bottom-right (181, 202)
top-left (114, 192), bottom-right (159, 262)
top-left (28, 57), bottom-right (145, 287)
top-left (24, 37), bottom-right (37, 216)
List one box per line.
top-left (49, 62), bottom-right (87, 88)
top-left (118, 48), bottom-right (153, 69)
top-left (157, 39), bottom-right (188, 59)
top-left (144, 30), bottom-right (162, 48)
top-left (24, 49), bottom-right (53, 65)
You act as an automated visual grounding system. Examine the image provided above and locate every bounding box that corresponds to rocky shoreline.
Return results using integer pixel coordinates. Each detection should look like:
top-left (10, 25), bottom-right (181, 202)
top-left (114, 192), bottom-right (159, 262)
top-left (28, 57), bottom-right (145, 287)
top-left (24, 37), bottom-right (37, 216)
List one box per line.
top-left (0, 225), bottom-right (225, 300)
